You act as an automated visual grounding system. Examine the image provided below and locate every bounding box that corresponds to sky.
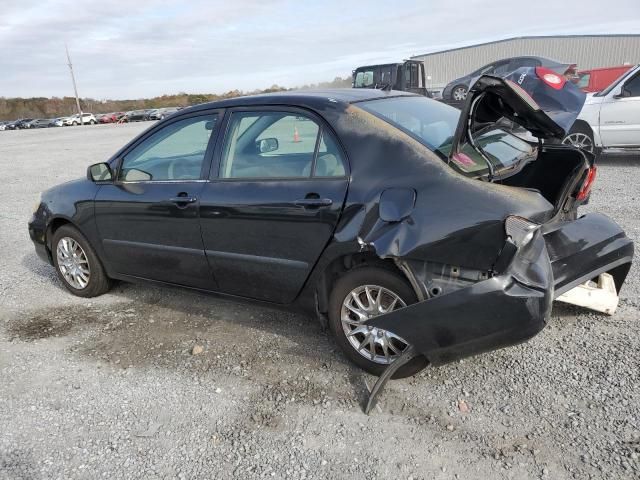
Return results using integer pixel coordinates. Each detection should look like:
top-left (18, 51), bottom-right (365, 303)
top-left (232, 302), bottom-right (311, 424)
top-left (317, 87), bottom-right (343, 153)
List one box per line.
top-left (1, 0), bottom-right (639, 99)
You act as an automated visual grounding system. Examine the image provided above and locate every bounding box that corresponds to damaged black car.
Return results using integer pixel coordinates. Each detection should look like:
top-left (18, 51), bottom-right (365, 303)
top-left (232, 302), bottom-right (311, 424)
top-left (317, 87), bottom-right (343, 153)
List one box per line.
top-left (29, 67), bottom-right (633, 399)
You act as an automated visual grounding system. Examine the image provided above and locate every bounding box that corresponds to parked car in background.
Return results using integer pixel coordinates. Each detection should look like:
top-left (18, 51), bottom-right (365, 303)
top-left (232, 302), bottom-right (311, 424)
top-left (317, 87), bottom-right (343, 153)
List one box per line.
top-left (442, 56), bottom-right (576, 102)
top-left (0, 122), bottom-right (6, 131)
top-left (123, 110), bottom-right (149, 122)
top-left (49, 118), bottom-right (64, 127)
top-left (572, 65), bottom-right (633, 93)
top-left (64, 113), bottom-right (97, 126)
top-left (98, 112), bottom-right (123, 123)
top-left (147, 107), bottom-right (181, 120)
top-left (563, 64), bottom-right (640, 156)
top-left (25, 118), bottom-right (53, 129)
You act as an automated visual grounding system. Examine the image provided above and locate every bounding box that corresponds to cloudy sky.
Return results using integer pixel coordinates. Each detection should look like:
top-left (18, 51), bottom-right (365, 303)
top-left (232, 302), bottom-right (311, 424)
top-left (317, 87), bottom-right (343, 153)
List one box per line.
top-left (1, 0), bottom-right (639, 99)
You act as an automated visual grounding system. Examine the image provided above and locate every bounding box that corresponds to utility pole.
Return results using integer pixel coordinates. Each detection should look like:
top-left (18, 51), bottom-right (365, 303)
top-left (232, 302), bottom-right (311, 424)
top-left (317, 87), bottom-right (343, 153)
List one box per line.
top-left (65, 44), bottom-right (83, 117)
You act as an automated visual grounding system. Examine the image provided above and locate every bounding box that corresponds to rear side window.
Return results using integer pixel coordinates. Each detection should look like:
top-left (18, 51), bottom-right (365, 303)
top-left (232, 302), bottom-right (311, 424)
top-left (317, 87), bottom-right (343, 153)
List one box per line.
top-left (219, 111), bottom-right (346, 179)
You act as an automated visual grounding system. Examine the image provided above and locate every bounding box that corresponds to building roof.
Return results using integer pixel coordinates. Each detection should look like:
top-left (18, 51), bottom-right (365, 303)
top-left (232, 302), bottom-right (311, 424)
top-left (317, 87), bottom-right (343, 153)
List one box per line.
top-left (411, 34), bottom-right (640, 59)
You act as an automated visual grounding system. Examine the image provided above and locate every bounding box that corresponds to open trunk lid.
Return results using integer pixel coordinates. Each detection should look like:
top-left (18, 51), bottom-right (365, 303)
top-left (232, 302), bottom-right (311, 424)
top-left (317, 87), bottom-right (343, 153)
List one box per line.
top-left (449, 67), bottom-right (594, 218)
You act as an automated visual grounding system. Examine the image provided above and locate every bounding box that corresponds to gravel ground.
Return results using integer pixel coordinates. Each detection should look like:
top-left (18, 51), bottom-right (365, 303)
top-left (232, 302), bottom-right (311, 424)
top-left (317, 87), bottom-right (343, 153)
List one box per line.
top-left (0, 123), bottom-right (638, 480)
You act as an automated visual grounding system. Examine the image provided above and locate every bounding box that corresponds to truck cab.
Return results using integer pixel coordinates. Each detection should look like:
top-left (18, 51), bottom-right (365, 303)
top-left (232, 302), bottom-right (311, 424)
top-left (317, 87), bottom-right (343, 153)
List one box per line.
top-left (352, 60), bottom-right (431, 97)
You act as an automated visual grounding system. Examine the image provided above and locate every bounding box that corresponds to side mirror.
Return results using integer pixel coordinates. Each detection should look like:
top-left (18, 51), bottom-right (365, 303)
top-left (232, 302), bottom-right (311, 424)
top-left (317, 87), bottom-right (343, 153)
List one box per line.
top-left (613, 85), bottom-right (631, 99)
top-left (87, 162), bottom-right (113, 182)
top-left (256, 137), bottom-right (279, 154)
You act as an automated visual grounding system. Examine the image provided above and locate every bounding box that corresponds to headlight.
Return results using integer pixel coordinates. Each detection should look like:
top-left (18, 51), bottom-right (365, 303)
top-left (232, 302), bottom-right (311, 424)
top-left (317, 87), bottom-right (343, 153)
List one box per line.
top-left (505, 216), bottom-right (539, 248)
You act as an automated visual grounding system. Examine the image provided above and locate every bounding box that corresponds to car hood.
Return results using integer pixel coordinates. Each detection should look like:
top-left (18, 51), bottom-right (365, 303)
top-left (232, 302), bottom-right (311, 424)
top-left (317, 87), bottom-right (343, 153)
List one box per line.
top-left (451, 67), bottom-right (586, 156)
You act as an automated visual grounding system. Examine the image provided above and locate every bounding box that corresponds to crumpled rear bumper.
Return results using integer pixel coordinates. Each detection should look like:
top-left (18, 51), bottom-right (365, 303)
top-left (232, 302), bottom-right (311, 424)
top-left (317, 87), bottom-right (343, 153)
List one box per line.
top-left (366, 229), bottom-right (553, 366)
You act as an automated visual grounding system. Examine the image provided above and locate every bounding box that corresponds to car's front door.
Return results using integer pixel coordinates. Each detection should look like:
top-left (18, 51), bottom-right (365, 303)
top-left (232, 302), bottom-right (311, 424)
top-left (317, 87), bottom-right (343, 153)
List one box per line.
top-left (199, 108), bottom-right (349, 303)
top-left (599, 71), bottom-right (640, 147)
top-left (94, 112), bottom-right (220, 289)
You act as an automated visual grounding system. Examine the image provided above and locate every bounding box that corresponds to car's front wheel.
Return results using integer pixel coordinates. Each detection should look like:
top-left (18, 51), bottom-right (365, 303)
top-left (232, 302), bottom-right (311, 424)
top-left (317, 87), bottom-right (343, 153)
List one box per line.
top-left (451, 85), bottom-right (468, 101)
top-left (562, 124), bottom-right (596, 154)
top-left (52, 225), bottom-right (111, 297)
top-left (328, 266), bottom-right (428, 378)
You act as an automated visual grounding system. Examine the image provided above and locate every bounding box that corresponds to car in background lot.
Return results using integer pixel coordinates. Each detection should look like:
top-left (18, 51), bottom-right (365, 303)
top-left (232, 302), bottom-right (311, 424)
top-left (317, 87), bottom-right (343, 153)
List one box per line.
top-left (64, 113), bottom-right (97, 126)
top-left (0, 122), bottom-right (6, 131)
top-left (572, 65), bottom-right (633, 93)
top-left (123, 110), bottom-right (150, 122)
top-left (25, 118), bottom-right (53, 129)
top-left (28, 73), bottom-right (632, 387)
top-left (147, 107), bottom-right (181, 120)
top-left (442, 56), bottom-right (576, 102)
top-left (98, 112), bottom-right (125, 123)
top-left (563, 64), bottom-right (640, 155)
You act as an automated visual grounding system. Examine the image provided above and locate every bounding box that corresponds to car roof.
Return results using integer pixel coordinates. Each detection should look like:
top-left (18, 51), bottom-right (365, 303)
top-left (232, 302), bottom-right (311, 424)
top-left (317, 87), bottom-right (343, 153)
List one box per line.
top-left (185, 88), bottom-right (417, 114)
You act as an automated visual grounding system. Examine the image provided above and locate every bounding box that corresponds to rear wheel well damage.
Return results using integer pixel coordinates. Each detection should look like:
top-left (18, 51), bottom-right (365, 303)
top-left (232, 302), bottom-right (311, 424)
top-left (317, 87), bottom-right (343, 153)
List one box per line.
top-left (314, 253), bottom-right (412, 316)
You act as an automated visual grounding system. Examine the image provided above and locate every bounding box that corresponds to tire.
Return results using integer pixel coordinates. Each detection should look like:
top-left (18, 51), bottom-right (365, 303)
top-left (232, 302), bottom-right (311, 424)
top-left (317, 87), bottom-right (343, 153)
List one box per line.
top-left (451, 84), bottom-right (468, 102)
top-left (90, 120), bottom-right (96, 125)
top-left (328, 266), bottom-right (428, 378)
top-left (72, 121), bottom-right (78, 126)
top-left (562, 124), bottom-right (596, 155)
top-left (52, 225), bottom-right (111, 297)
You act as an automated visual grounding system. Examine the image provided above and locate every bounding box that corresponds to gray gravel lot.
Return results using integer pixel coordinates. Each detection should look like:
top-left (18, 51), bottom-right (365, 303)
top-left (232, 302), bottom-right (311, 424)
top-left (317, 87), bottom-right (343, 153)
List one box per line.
top-left (0, 123), bottom-right (638, 479)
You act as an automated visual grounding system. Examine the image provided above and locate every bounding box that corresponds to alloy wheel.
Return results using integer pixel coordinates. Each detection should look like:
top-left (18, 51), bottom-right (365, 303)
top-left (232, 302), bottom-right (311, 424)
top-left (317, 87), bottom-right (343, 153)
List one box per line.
top-left (562, 133), bottom-right (594, 153)
top-left (452, 86), bottom-right (467, 101)
top-left (56, 237), bottom-right (91, 289)
top-left (341, 285), bottom-right (409, 365)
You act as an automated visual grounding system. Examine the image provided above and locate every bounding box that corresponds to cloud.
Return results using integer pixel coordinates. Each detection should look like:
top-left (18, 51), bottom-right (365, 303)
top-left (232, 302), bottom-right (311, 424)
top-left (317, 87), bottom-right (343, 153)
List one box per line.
top-left (1, 0), bottom-right (639, 98)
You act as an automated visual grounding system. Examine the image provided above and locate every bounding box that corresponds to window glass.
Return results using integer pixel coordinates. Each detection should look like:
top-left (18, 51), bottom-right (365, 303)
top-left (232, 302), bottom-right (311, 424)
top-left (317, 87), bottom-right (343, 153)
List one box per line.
top-left (358, 96), bottom-right (460, 157)
top-left (624, 74), bottom-right (640, 96)
top-left (492, 61), bottom-right (512, 76)
top-left (315, 131), bottom-right (346, 177)
top-left (220, 112), bottom-right (320, 179)
top-left (354, 70), bottom-right (374, 87)
top-left (120, 115), bottom-right (217, 181)
top-left (576, 73), bottom-right (590, 89)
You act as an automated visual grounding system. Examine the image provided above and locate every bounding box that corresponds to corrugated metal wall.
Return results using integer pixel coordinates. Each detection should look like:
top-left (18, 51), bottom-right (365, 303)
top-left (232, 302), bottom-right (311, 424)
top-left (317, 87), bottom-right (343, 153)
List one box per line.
top-left (411, 35), bottom-right (640, 89)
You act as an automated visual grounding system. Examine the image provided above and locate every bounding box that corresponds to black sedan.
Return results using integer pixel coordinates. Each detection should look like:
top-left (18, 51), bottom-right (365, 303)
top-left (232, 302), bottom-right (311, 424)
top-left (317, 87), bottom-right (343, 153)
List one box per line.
top-left (29, 70), bottom-right (633, 401)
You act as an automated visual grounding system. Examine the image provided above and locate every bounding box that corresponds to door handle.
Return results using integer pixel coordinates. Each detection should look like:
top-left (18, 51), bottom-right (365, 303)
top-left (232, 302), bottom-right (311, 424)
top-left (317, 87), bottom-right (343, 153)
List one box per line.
top-left (169, 196), bottom-right (197, 204)
top-left (294, 198), bottom-right (333, 208)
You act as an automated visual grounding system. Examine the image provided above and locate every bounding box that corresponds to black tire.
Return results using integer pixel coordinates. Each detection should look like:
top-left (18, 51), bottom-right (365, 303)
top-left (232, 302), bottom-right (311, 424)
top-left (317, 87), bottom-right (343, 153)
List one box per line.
top-left (328, 266), bottom-right (428, 379)
top-left (51, 225), bottom-right (111, 297)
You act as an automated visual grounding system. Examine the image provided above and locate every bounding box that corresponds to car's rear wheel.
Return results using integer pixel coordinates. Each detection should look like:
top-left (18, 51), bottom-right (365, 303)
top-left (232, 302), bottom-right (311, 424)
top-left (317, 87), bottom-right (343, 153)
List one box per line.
top-left (52, 225), bottom-right (111, 297)
top-left (451, 85), bottom-right (468, 101)
top-left (328, 266), bottom-right (428, 378)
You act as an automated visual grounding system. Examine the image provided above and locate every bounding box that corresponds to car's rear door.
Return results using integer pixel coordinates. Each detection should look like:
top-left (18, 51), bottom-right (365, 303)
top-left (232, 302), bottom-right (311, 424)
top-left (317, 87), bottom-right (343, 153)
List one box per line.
top-left (199, 107), bottom-right (349, 303)
top-left (94, 111), bottom-right (221, 289)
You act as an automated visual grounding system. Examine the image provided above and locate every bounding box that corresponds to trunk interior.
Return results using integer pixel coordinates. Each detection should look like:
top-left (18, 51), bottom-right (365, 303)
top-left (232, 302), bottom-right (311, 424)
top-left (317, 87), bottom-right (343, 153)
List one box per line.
top-left (500, 146), bottom-right (587, 213)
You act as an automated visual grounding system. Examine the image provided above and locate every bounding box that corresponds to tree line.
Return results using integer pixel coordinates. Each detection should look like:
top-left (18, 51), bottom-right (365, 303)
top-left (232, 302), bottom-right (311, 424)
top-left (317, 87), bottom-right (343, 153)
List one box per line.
top-left (0, 76), bottom-right (352, 121)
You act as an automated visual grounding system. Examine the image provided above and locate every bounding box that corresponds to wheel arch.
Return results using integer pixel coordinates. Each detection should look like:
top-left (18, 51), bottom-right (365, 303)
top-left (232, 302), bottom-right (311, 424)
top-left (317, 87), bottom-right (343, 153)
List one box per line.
top-left (314, 252), bottom-right (419, 315)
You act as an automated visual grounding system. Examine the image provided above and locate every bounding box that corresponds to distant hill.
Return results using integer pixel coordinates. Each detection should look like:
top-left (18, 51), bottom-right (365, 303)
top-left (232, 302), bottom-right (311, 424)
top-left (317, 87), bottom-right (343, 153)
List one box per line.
top-left (0, 76), bottom-right (352, 121)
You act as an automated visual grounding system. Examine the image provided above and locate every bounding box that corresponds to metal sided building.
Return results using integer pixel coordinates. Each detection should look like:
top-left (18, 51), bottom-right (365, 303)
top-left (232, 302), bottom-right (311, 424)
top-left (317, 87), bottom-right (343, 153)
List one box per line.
top-left (411, 34), bottom-right (640, 92)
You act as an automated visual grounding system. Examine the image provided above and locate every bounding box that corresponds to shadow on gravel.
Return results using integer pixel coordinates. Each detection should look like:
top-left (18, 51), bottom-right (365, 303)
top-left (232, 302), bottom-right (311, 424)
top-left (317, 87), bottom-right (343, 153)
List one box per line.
top-left (597, 153), bottom-right (640, 167)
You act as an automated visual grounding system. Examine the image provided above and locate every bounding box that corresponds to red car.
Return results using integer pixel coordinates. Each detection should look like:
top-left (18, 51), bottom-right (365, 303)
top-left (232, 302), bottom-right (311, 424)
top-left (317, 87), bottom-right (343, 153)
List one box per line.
top-left (98, 112), bottom-right (125, 124)
top-left (573, 65), bottom-right (633, 93)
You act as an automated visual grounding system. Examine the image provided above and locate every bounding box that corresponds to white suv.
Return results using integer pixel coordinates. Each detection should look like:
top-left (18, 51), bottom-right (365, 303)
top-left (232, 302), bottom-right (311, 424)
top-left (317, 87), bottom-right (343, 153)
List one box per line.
top-left (63, 113), bottom-right (97, 126)
top-left (563, 65), bottom-right (640, 156)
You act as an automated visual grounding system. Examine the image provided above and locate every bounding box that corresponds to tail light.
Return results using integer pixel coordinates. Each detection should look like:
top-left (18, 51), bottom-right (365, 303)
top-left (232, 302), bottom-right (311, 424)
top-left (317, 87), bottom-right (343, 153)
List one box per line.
top-left (505, 79), bottom-right (540, 110)
top-left (505, 216), bottom-right (539, 248)
top-left (576, 166), bottom-right (597, 201)
top-left (535, 67), bottom-right (567, 90)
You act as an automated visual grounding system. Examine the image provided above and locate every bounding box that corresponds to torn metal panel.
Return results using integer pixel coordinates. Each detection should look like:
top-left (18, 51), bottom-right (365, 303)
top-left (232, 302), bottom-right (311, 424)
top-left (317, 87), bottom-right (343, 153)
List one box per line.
top-left (364, 230), bottom-right (553, 366)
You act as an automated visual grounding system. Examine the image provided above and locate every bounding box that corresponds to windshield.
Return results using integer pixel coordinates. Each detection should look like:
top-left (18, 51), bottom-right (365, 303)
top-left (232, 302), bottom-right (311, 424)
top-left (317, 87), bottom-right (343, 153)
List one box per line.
top-left (357, 95), bottom-right (537, 178)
